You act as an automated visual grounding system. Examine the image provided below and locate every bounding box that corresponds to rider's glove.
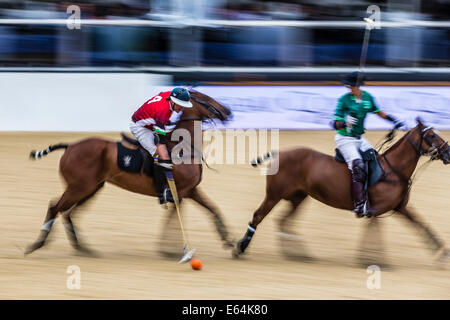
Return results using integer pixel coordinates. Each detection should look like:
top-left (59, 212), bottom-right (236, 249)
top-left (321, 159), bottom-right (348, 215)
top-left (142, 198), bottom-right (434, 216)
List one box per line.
top-left (153, 125), bottom-right (167, 136)
top-left (386, 114), bottom-right (405, 129)
top-left (393, 119), bottom-right (405, 129)
top-left (346, 115), bottom-right (358, 127)
top-left (164, 124), bottom-right (176, 133)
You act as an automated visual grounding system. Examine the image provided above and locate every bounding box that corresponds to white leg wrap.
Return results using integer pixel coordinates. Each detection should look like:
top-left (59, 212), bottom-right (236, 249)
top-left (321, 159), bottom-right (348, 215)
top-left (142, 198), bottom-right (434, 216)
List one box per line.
top-left (41, 218), bottom-right (56, 232)
top-left (276, 232), bottom-right (303, 240)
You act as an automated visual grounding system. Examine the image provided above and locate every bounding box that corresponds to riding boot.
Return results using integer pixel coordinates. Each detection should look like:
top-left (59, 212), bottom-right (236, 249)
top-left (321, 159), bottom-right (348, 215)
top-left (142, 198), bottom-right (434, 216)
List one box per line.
top-left (351, 159), bottom-right (376, 218)
top-left (153, 161), bottom-right (174, 205)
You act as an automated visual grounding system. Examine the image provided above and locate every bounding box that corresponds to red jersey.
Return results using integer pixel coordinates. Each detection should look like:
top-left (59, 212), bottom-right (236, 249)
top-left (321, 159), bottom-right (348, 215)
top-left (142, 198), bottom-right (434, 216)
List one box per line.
top-left (132, 91), bottom-right (175, 132)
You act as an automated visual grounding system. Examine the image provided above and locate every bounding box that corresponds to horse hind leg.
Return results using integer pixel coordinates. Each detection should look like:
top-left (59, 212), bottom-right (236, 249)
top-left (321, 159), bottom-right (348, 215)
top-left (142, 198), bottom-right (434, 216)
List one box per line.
top-left (357, 217), bottom-right (389, 268)
top-left (25, 184), bottom-right (101, 256)
top-left (278, 191), bottom-right (307, 235)
top-left (232, 195), bottom-right (281, 258)
top-left (62, 182), bottom-right (104, 256)
top-left (277, 191), bottom-right (314, 261)
top-left (158, 205), bottom-right (184, 260)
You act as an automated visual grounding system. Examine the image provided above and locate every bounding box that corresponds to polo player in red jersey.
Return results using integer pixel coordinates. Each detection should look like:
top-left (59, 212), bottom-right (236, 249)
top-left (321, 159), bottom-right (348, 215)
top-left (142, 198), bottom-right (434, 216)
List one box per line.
top-left (130, 87), bottom-right (193, 204)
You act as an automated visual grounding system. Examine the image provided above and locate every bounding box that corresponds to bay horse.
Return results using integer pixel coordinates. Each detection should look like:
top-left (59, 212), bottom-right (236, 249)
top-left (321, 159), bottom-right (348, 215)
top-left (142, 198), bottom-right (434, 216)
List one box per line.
top-left (25, 90), bottom-right (233, 256)
top-left (233, 118), bottom-right (450, 263)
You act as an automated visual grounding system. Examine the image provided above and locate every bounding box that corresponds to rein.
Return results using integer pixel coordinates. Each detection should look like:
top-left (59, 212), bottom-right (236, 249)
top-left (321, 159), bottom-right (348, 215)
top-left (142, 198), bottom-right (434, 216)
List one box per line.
top-left (375, 128), bottom-right (396, 153)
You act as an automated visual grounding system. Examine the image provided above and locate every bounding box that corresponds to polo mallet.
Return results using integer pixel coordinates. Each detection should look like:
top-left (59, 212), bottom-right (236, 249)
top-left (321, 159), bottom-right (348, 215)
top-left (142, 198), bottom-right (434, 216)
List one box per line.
top-left (357, 17), bottom-right (375, 85)
top-left (165, 173), bottom-right (196, 264)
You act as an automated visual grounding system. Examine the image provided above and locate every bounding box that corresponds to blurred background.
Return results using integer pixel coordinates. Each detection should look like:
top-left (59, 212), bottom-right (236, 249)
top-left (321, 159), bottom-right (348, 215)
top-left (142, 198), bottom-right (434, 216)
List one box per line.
top-left (0, 0), bottom-right (448, 75)
top-left (0, 1), bottom-right (449, 300)
top-left (0, 0), bottom-right (449, 130)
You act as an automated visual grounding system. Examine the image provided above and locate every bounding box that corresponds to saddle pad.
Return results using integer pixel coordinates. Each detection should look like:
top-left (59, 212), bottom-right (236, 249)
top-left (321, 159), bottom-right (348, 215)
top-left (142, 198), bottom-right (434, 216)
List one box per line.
top-left (117, 142), bottom-right (143, 173)
top-left (116, 142), bottom-right (154, 177)
top-left (334, 148), bottom-right (383, 187)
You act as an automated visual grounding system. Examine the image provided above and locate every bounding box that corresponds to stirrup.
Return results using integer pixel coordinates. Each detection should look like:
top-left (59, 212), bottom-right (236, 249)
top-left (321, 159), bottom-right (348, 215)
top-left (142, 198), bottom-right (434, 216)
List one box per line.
top-left (159, 188), bottom-right (174, 205)
top-left (353, 202), bottom-right (376, 218)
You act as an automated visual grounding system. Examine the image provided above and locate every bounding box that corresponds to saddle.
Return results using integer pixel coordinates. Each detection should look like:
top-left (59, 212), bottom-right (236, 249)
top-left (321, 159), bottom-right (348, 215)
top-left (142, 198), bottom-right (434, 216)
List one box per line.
top-left (334, 148), bottom-right (383, 188)
top-left (116, 133), bottom-right (154, 177)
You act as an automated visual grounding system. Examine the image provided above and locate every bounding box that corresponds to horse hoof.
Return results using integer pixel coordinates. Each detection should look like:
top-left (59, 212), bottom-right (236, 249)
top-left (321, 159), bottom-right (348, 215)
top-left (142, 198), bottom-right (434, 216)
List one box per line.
top-left (222, 240), bottom-right (235, 250)
top-left (231, 241), bottom-right (244, 259)
top-left (435, 247), bottom-right (450, 265)
top-left (24, 241), bottom-right (44, 256)
top-left (231, 248), bottom-right (241, 259)
top-left (74, 245), bottom-right (99, 258)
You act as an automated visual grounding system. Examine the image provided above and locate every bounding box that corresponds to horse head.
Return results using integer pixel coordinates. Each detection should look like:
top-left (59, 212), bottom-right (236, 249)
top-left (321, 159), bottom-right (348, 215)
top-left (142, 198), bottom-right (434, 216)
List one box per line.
top-left (183, 90), bottom-right (232, 123)
top-left (412, 117), bottom-right (449, 164)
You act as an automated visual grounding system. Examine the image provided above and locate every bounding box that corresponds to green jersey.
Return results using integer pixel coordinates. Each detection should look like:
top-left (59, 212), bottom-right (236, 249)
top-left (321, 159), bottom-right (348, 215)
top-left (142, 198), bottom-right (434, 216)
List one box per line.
top-left (334, 90), bottom-right (380, 137)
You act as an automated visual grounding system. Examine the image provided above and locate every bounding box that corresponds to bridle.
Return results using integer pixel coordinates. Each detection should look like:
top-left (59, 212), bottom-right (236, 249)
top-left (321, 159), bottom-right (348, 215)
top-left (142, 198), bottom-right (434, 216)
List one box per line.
top-left (177, 96), bottom-right (226, 123)
top-left (378, 127), bottom-right (448, 218)
top-left (374, 124), bottom-right (448, 219)
top-left (406, 126), bottom-right (449, 160)
top-left (191, 95), bottom-right (226, 121)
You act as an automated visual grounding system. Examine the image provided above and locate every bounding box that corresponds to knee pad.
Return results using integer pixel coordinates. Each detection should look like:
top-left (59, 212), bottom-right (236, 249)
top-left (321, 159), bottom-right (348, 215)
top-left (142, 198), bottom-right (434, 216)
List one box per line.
top-left (154, 134), bottom-right (167, 145)
top-left (351, 159), bottom-right (366, 182)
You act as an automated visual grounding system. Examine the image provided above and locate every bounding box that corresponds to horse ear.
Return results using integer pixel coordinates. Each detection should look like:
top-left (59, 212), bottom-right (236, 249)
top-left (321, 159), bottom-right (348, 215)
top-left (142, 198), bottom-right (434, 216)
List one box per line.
top-left (416, 117), bottom-right (425, 127)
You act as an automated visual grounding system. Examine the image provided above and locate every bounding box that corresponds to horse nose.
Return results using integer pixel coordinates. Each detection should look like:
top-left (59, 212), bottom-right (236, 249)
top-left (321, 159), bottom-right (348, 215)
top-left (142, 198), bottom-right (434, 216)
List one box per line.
top-left (226, 111), bottom-right (234, 122)
top-left (443, 147), bottom-right (450, 164)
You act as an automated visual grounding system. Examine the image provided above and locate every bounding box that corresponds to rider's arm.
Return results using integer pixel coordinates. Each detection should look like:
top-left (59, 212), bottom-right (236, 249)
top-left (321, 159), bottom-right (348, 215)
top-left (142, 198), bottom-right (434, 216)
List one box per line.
top-left (370, 93), bottom-right (404, 128)
top-left (376, 111), bottom-right (405, 128)
top-left (376, 110), bottom-right (389, 119)
top-left (152, 108), bottom-right (182, 135)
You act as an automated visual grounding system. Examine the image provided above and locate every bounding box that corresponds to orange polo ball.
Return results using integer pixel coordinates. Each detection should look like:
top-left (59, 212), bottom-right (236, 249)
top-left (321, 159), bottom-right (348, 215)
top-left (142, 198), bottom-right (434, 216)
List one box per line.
top-left (191, 258), bottom-right (202, 270)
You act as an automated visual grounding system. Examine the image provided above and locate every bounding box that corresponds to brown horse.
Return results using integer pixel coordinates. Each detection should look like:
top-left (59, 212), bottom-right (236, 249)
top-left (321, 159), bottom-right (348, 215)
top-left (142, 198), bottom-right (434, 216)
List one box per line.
top-left (25, 90), bottom-right (233, 256)
top-left (233, 119), bottom-right (450, 263)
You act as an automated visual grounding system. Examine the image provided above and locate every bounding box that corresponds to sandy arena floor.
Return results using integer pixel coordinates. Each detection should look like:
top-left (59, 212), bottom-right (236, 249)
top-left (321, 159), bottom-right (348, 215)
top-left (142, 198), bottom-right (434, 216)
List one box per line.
top-left (0, 131), bottom-right (449, 299)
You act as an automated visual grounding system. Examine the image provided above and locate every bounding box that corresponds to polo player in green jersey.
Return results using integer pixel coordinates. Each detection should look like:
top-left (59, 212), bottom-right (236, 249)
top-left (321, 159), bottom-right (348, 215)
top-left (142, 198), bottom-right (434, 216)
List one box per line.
top-left (332, 72), bottom-right (405, 217)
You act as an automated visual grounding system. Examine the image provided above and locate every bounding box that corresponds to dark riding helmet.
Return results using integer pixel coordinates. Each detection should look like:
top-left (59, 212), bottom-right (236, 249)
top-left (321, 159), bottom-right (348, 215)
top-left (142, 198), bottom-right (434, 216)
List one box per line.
top-left (169, 87), bottom-right (193, 108)
top-left (342, 72), bottom-right (365, 87)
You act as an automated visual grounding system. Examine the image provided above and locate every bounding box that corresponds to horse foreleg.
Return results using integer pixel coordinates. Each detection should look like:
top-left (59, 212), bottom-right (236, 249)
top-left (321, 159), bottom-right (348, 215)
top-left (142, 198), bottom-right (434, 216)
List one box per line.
top-left (233, 195), bottom-right (280, 258)
top-left (188, 187), bottom-right (234, 249)
top-left (397, 206), bottom-right (449, 263)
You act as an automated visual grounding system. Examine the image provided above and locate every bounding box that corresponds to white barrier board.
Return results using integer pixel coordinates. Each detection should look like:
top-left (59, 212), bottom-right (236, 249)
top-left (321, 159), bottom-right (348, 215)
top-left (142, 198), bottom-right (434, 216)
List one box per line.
top-left (0, 73), bottom-right (171, 131)
top-left (0, 77), bottom-right (448, 131)
top-left (190, 86), bottom-right (450, 130)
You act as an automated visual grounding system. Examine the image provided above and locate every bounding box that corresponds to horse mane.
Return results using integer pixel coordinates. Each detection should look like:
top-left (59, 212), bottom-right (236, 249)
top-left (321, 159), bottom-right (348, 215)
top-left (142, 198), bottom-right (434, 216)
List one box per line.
top-left (189, 89), bottom-right (231, 116)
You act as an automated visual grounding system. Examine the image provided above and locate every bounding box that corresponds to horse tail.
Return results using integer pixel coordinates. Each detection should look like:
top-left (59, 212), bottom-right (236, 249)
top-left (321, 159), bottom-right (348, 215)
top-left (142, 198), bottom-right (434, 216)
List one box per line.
top-left (29, 143), bottom-right (68, 160)
top-left (250, 151), bottom-right (277, 167)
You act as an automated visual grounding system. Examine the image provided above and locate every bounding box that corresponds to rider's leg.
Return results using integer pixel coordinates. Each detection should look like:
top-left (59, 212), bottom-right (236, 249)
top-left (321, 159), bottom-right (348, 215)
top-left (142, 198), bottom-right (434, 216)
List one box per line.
top-left (351, 158), bottom-right (371, 216)
top-left (154, 143), bottom-right (174, 204)
top-left (130, 123), bottom-right (172, 203)
top-left (360, 136), bottom-right (375, 153)
top-left (335, 134), bottom-right (372, 217)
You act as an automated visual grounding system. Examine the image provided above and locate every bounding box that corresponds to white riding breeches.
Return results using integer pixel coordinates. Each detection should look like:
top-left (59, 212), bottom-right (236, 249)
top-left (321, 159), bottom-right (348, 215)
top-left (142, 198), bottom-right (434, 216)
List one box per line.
top-left (129, 122), bottom-right (157, 156)
top-left (334, 134), bottom-right (374, 169)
